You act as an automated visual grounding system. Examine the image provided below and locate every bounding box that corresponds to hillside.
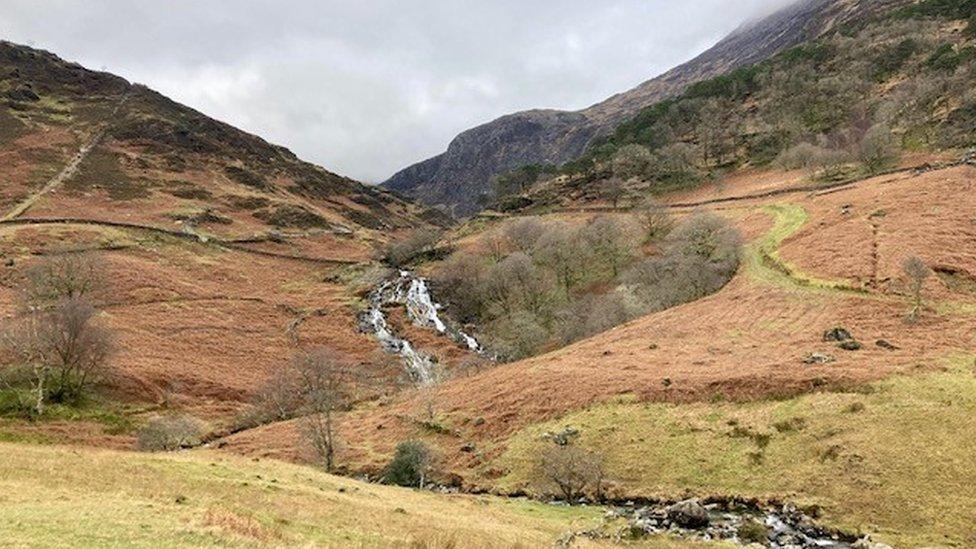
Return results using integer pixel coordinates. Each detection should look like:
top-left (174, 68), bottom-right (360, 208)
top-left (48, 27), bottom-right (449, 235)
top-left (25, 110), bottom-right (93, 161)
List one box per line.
top-left (0, 41), bottom-right (453, 444)
top-left (382, 0), bottom-right (912, 215)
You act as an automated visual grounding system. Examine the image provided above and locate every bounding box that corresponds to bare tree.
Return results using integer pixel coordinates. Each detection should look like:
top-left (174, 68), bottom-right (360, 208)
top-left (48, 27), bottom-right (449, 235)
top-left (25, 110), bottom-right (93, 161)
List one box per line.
top-left (504, 218), bottom-right (545, 253)
top-left (383, 229), bottom-right (442, 267)
top-left (1, 255), bottom-right (113, 415)
top-left (611, 144), bottom-right (653, 182)
top-left (902, 255), bottom-right (931, 324)
top-left (294, 347), bottom-right (355, 472)
top-left (634, 198), bottom-right (673, 242)
top-left (604, 178), bottom-right (627, 210)
top-left (532, 223), bottom-right (587, 292)
top-left (23, 253), bottom-right (102, 307)
top-left (535, 445), bottom-right (606, 501)
top-left (859, 123), bottom-right (900, 174)
top-left (580, 216), bottom-right (638, 279)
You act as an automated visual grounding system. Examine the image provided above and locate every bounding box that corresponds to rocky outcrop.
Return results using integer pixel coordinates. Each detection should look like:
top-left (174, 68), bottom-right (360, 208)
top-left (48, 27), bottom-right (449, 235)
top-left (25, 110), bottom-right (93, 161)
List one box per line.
top-left (383, 0), bottom-right (912, 215)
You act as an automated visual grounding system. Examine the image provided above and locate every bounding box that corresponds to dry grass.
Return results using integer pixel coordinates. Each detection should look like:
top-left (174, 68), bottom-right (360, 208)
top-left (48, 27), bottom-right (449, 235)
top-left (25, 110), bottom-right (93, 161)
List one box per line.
top-left (0, 442), bottom-right (616, 548)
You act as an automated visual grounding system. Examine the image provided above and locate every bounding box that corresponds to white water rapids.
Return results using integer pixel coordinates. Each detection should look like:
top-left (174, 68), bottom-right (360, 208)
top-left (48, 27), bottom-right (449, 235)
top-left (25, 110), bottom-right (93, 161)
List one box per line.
top-left (361, 271), bottom-right (483, 385)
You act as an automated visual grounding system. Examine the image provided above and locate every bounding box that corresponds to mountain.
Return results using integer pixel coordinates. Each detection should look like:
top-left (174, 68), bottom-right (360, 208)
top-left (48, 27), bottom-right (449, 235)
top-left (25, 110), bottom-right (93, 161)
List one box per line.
top-left (0, 40), bottom-right (447, 235)
top-left (382, 0), bottom-right (912, 215)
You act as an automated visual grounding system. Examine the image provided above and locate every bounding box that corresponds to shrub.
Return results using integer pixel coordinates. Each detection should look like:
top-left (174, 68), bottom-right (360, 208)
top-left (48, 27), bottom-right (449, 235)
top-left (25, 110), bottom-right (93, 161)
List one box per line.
top-left (384, 440), bottom-right (435, 488)
top-left (487, 311), bottom-right (550, 361)
top-left (138, 414), bottom-right (204, 451)
top-left (738, 518), bottom-right (771, 544)
top-left (534, 445), bottom-right (605, 501)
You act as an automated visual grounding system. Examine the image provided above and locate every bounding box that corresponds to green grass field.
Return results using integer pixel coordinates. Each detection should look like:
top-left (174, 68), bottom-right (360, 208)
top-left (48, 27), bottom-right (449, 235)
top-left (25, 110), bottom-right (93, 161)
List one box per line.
top-left (494, 354), bottom-right (976, 547)
top-left (0, 441), bottom-right (734, 548)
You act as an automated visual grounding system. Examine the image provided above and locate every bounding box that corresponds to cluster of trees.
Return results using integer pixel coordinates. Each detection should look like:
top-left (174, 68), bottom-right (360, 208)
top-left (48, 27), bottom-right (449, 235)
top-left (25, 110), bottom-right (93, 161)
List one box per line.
top-left (488, 9), bottom-right (976, 206)
top-left (0, 254), bottom-right (114, 418)
top-left (433, 208), bottom-right (742, 361)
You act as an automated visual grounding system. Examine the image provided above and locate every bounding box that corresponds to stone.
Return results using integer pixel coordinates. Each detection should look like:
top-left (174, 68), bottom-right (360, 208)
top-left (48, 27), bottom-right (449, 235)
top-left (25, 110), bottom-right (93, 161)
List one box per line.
top-left (838, 340), bottom-right (863, 351)
top-left (875, 339), bottom-right (898, 351)
top-left (545, 426), bottom-right (580, 446)
top-left (460, 442), bottom-right (476, 453)
top-left (803, 352), bottom-right (835, 365)
top-left (666, 500), bottom-right (710, 529)
top-left (823, 327), bottom-right (854, 342)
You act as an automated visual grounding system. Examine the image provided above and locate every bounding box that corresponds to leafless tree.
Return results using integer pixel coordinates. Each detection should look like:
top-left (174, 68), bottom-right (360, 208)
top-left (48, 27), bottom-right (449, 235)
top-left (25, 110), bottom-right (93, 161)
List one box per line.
top-left (859, 123), bottom-right (900, 174)
top-left (1, 255), bottom-right (113, 415)
top-left (580, 216), bottom-right (638, 278)
top-left (22, 253), bottom-right (102, 307)
top-left (612, 144), bottom-right (653, 181)
top-left (504, 218), bottom-right (545, 253)
top-left (634, 198), bottom-right (673, 242)
top-left (294, 347), bottom-right (355, 472)
top-left (383, 229), bottom-right (442, 266)
top-left (604, 177), bottom-right (627, 210)
top-left (532, 223), bottom-right (587, 292)
top-left (902, 255), bottom-right (931, 324)
top-left (535, 445), bottom-right (606, 501)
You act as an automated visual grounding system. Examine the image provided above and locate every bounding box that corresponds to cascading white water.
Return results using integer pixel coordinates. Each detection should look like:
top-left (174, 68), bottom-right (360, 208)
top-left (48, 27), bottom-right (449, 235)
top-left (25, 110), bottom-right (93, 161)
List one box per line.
top-left (361, 271), bottom-right (484, 385)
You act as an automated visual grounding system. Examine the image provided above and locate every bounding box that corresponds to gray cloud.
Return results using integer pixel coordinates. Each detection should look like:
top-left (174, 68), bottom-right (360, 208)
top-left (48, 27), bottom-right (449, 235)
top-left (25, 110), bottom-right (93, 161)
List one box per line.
top-left (1, 0), bottom-right (796, 182)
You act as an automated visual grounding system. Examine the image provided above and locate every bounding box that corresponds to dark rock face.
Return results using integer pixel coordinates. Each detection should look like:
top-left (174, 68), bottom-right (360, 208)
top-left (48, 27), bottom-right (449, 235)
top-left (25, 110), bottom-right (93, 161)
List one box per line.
top-left (384, 110), bottom-right (598, 216)
top-left (382, 0), bottom-right (911, 215)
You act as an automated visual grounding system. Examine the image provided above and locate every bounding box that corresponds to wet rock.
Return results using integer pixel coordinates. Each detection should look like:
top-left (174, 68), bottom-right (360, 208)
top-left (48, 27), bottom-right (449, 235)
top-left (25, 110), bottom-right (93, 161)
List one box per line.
top-left (838, 340), bottom-right (863, 351)
top-left (666, 500), bottom-right (710, 529)
top-left (823, 327), bottom-right (854, 342)
top-left (803, 352), bottom-right (835, 364)
top-left (875, 339), bottom-right (898, 351)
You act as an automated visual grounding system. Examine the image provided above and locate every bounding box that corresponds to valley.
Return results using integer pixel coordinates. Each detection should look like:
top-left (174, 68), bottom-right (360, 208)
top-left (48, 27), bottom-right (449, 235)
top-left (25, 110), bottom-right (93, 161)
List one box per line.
top-left (2, 1), bottom-right (976, 547)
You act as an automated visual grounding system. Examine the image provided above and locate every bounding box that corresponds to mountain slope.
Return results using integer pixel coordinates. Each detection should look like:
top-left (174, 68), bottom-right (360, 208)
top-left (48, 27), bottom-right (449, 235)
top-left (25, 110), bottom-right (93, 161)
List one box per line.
top-left (0, 41), bottom-right (448, 442)
top-left (382, 0), bottom-right (912, 215)
top-left (0, 40), bottom-right (445, 236)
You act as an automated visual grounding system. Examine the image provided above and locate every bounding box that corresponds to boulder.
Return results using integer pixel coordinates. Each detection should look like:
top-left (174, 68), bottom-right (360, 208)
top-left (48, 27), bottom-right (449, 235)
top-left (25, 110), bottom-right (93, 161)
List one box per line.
top-left (838, 340), bottom-right (863, 351)
top-left (666, 499), bottom-right (710, 529)
top-left (875, 339), bottom-right (898, 351)
top-left (823, 327), bottom-right (854, 342)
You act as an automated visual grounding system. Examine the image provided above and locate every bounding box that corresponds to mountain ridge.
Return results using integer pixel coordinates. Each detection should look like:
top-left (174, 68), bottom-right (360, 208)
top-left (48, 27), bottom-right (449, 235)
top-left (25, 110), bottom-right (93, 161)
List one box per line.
top-left (382, 0), bottom-right (912, 215)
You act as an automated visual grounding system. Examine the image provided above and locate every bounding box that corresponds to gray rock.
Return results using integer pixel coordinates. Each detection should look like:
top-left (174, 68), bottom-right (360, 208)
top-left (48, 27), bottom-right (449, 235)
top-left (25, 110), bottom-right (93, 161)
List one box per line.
top-left (803, 352), bottom-right (835, 364)
top-left (666, 500), bottom-right (710, 529)
top-left (823, 327), bottom-right (854, 342)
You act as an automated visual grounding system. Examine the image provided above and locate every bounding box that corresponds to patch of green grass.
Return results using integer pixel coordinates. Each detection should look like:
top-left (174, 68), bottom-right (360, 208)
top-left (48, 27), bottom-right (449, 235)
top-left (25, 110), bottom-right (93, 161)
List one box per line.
top-left (745, 204), bottom-right (867, 294)
top-left (494, 355), bottom-right (976, 547)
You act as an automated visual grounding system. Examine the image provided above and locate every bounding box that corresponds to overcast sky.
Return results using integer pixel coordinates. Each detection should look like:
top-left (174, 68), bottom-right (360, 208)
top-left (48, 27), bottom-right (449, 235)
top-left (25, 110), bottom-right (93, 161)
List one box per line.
top-left (2, 0), bottom-right (795, 182)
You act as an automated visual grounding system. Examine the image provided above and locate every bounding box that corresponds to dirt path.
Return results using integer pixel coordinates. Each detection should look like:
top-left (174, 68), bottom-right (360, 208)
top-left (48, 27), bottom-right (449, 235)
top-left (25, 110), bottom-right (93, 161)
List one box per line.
top-left (2, 92), bottom-right (133, 222)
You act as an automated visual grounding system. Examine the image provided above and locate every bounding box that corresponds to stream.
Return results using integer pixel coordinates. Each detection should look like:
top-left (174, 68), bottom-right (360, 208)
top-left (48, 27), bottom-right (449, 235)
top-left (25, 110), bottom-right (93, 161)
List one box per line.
top-left (360, 270), bottom-right (483, 385)
top-left (616, 499), bottom-right (863, 548)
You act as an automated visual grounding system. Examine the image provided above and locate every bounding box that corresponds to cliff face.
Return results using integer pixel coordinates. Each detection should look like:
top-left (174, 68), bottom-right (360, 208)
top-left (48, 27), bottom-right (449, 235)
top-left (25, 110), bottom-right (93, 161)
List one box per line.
top-left (382, 0), bottom-right (912, 215)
